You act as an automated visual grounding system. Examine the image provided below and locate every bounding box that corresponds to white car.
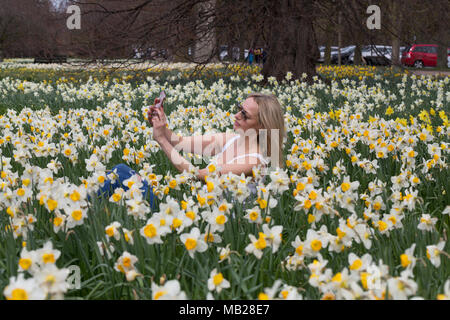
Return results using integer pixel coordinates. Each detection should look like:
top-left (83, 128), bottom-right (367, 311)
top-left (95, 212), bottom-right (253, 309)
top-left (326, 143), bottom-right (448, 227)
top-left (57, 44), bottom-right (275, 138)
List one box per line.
top-left (348, 45), bottom-right (392, 65)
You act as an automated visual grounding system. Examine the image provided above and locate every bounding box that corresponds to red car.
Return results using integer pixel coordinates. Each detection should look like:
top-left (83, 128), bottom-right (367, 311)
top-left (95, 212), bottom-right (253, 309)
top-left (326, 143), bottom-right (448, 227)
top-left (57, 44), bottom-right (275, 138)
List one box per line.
top-left (401, 44), bottom-right (449, 68)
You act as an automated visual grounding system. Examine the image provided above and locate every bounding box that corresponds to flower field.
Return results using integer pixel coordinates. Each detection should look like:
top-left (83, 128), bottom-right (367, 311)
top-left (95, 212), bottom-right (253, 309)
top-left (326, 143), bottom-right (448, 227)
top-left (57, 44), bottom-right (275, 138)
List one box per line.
top-left (0, 63), bottom-right (449, 300)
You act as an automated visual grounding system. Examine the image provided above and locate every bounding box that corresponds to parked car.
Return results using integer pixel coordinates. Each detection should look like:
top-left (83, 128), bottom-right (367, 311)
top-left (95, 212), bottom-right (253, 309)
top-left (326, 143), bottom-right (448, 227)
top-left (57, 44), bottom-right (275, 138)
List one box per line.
top-left (347, 45), bottom-right (392, 65)
top-left (401, 44), bottom-right (450, 68)
top-left (318, 46), bottom-right (339, 63)
top-left (364, 45), bottom-right (392, 65)
top-left (330, 45), bottom-right (356, 64)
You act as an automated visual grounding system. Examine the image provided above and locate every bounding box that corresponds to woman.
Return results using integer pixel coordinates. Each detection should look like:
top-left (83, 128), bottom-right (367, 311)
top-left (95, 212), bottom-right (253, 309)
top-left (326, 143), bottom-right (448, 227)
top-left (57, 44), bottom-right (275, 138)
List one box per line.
top-left (99, 93), bottom-right (286, 203)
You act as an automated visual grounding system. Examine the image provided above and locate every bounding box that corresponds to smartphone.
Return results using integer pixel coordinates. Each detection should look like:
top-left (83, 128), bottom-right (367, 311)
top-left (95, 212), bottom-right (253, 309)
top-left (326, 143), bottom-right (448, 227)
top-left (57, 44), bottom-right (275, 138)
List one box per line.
top-left (154, 91), bottom-right (166, 108)
top-left (149, 91), bottom-right (166, 120)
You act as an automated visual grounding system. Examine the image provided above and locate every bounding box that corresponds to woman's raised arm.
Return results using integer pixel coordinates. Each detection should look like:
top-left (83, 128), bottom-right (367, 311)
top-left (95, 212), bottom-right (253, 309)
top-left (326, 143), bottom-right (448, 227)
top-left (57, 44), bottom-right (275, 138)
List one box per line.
top-left (148, 98), bottom-right (226, 157)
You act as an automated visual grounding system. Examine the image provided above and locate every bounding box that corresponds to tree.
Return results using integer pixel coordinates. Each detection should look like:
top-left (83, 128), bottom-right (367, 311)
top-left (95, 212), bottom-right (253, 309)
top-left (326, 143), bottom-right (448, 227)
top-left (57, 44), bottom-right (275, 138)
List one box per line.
top-left (434, 0), bottom-right (449, 68)
top-left (260, 0), bottom-right (319, 82)
top-left (58, 0), bottom-right (320, 81)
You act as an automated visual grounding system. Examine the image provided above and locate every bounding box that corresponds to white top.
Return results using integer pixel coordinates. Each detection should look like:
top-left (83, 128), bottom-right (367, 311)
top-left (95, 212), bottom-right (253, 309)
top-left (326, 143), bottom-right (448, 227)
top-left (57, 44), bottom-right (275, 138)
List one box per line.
top-left (214, 135), bottom-right (269, 165)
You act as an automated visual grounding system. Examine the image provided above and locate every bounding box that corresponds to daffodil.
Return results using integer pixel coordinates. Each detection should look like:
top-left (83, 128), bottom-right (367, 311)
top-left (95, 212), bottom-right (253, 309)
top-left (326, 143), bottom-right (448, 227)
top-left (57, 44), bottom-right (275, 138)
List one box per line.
top-left (207, 268), bottom-right (230, 293)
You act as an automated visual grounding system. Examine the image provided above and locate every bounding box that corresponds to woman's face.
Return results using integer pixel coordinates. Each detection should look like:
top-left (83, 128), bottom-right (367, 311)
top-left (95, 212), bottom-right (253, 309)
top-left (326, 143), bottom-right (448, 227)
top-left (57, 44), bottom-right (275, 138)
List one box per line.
top-left (233, 97), bottom-right (261, 135)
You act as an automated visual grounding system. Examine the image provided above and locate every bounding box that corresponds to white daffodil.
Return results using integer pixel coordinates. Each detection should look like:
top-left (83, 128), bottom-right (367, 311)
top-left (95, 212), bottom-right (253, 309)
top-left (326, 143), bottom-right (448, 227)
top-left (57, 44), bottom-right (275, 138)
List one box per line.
top-left (207, 268), bottom-right (230, 293)
top-left (245, 232), bottom-right (268, 259)
top-left (180, 227), bottom-right (208, 258)
top-left (105, 221), bottom-right (122, 241)
top-left (3, 273), bottom-right (46, 300)
top-left (417, 214), bottom-right (438, 232)
top-left (140, 217), bottom-right (170, 245)
top-left (114, 251), bottom-right (138, 275)
top-left (426, 241), bottom-right (446, 267)
top-left (36, 241), bottom-right (61, 267)
top-left (151, 279), bottom-right (187, 300)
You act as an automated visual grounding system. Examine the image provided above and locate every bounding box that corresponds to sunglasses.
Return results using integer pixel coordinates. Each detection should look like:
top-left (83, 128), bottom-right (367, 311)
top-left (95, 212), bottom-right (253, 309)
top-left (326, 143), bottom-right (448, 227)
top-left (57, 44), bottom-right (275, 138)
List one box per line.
top-left (235, 104), bottom-right (251, 121)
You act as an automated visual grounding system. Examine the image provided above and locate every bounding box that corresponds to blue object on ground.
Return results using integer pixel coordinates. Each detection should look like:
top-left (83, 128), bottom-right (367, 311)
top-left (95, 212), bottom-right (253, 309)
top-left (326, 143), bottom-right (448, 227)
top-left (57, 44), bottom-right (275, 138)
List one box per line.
top-left (97, 163), bottom-right (155, 209)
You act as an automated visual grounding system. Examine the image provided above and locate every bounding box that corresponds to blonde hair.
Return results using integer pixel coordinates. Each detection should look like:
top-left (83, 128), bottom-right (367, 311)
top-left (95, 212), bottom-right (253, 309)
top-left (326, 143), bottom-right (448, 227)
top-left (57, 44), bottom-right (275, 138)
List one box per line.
top-left (248, 93), bottom-right (286, 168)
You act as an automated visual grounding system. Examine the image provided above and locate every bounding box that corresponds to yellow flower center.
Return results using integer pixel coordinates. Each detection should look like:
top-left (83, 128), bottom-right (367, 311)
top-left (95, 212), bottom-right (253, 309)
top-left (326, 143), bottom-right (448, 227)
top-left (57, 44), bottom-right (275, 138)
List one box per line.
top-left (205, 233), bottom-right (215, 243)
top-left (350, 259), bottom-right (363, 270)
top-left (43, 253), bottom-right (55, 264)
top-left (70, 191), bottom-right (80, 201)
top-left (185, 238), bottom-right (197, 250)
top-left (258, 293), bottom-right (269, 300)
top-left (378, 221), bottom-right (388, 231)
top-left (45, 275), bottom-right (56, 284)
top-left (105, 227), bottom-right (115, 237)
top-left (19, 258), bottom-right (32, 270)
top-left (72, 210), bottom-right (82, 221)
top-left (123, 257), bottom-right (131, 268)
top-left (172, 218), bottom-right (182, 229)
top-left (360, 272), bottom-right (369, 290)
top-left (311, 239), bottom-right (322, 251)
top-left (304, 199), bottom-right (312, 209)
top-left (47, 199), bottom-right (58, 211)
top-left (373, 202), bottom-right (381, 211)
top-left (249, 211), bottom-right (259, 221)
top-left (341, 182), bottom-right (351, 192)
top-left (296, 182), bottom-right (305, 191)
top-left (255, 233), bottom-right (267, 250)
top-left (216, 215), bottom-right (226, 225)
top-left (332, 272), bottom-right (342, 283)
top-left (144, 224), bottom-right (157, 238)
top-left (206, 181), bottom-right (214, 192)
top-left (213, 273), bottom-right (224, 286)
top-left (9, 288), bottom-right (28, 300)
top-left (53, 217), bottom-right (63, 227)
top-left (154, 290), bottom-right (167, 300)
top-left (185, 211), bottom-right (195, 220)
top-left (400, 254), bottom-right (411, 267)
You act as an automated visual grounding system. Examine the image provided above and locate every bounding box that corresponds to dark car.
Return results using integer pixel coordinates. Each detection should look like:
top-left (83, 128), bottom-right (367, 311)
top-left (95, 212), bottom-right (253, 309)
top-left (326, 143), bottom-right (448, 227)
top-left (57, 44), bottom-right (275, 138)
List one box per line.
top-left (330, 46), bottom-right (356, 65)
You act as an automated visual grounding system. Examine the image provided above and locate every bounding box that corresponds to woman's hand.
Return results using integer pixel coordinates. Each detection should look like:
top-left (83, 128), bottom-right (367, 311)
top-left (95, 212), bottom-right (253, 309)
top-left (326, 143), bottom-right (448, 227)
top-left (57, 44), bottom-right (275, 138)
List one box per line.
top-left (151, 105), bottom-right (168, 142)
top-left (147, 98), bottom-right (163, 127)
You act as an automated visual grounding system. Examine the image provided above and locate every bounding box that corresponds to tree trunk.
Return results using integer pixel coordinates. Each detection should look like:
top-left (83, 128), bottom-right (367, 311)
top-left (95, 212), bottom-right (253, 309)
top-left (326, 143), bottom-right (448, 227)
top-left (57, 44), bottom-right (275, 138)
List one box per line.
top-left (324, 23), bottom-right (332, 65)
top-left (194, 0), bottom-right (217, 63)
top-left (354, 44), bottom-right (362, 65)
top-left (436, 0), bottom-right (449, 68)
top-left (262, 0), bottom-right (318, 83)
top-left (350, 0), bottom-right (362, 65)
top-left (337, 10), bottom-right (342, 66)
top-left (390, 0), bottom-right (401, 66)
